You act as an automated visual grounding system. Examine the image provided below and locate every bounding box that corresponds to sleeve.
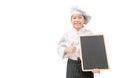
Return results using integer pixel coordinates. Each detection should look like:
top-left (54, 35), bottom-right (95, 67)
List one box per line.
top-left (57, 34), bottom-right (67, 59)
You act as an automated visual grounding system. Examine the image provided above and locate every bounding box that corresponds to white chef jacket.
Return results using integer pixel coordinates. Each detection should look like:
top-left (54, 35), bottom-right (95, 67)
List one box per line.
top-left (57, 27), bottom-right (93, 60)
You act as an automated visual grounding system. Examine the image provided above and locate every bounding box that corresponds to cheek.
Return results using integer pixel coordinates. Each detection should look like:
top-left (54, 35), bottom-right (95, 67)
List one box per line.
top-left (82, 18), bottom-right (86, 23)
top-left (79, 19), bottom-right (85, 24)
top-left (71, 20), bottom-right (74, 24)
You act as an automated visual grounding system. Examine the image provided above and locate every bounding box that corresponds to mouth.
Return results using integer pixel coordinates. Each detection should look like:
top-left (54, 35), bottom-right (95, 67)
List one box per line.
top-left (74, 23), bottom-right (81, 25)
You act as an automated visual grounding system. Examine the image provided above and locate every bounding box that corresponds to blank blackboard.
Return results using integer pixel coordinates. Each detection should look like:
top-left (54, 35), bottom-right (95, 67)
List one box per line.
top-left (79, 35), bottom-right (109, 71)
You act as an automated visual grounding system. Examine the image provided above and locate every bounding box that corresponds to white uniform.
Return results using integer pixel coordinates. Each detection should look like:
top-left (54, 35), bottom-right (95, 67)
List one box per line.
top-left (57, 27), bottom-right (93, 60)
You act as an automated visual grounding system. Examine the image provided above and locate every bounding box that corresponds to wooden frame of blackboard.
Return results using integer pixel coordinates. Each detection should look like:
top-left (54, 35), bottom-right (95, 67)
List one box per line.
top-left (79, 34), bottom-right (109, 71)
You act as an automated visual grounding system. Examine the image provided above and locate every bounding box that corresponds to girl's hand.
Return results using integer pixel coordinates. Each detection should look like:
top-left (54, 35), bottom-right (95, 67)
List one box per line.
top-left (92, 68), bottom-right (100, 74)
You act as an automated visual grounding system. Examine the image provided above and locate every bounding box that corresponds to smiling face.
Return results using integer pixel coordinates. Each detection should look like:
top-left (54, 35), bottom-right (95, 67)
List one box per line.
top-left (71, 14), bottom-right (85, 31)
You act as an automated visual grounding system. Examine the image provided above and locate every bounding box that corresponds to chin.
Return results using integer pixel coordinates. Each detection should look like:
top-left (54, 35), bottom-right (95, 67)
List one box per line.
top-left (75, 26), bottom-right (81, 29)
top-left (74, 28), bottom-right (80, 30)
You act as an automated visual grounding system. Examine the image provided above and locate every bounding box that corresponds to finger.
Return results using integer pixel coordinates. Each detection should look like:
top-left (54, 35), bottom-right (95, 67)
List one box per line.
top-left (70, 42), bottom-right (74, 46)
top-left (92, 69), bottom-right (100, 74)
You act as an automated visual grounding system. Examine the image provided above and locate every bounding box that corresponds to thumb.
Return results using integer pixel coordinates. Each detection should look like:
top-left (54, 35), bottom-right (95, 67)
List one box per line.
top-left (70, 42), bottom-right (74, 46)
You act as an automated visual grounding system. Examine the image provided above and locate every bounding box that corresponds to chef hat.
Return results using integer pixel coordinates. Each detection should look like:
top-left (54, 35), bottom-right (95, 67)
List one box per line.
top-left (71, 7), bottom-right (91, 24)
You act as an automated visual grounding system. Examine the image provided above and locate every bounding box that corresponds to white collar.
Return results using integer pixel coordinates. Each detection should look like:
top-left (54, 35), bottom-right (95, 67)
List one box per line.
top-left (72, 27), bottom-right (85, 34)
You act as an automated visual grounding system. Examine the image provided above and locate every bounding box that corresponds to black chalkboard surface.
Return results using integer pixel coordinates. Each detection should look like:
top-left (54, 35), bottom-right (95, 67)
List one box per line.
top-left (79, 35), bottom-right (109, 71)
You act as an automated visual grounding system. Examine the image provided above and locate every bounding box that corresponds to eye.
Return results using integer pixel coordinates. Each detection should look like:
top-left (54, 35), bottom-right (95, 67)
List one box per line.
top-left (73, 17), bottom-right (76, 19)
top-left (78, 16), bottom-right (83, 19)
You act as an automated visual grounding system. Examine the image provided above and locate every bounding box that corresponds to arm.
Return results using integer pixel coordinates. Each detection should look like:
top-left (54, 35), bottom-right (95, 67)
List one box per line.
top-left (57, 35), bottom-right (76, 59)
top-left (57, 36), bottom-right (67, 59)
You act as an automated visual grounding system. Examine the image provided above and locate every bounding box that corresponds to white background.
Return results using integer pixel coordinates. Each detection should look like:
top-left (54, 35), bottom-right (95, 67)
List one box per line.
top-left (0, 0), bottom-right (120, 78)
